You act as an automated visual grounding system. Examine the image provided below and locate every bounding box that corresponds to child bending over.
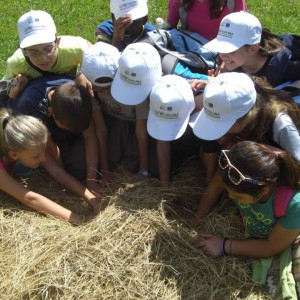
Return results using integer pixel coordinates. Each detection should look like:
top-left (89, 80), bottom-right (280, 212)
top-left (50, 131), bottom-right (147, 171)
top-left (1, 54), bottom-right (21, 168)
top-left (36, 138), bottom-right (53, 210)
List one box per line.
top-left (0, 109), bottom-right (101, 224)
top-left (195, 141), bottom-right (300, 298)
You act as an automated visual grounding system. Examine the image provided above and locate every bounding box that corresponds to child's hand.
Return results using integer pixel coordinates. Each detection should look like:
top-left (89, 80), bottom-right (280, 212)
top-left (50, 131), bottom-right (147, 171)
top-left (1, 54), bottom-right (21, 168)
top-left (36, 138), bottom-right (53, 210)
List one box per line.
top-left (90, 197), bottom-right (110, 215)
top-left (8, 74), bottom-right (28, 100)
top-left (113, 14), bottom-right (133, 42)
top-left (76, 73), bottom-right (94, 97)
top-left (194, 233), bottom-right (223, 258)
top-left (207, 62), bottom-right (225, 77)
top-left (86, 180), bottom-right (105, 197)
top-left (190, 79), bottom-right (208, 93)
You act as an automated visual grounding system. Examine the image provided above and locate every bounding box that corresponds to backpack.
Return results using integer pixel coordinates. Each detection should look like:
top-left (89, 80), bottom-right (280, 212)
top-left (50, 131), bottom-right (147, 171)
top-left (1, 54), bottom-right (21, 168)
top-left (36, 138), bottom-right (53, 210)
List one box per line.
top-left (265, 34), bottom-right (300, 87)
top-left (144, 28), bottom-right (218, 75)
top-left (273, 186), bottom-right (295, 218)
top-left (179, 0), bottom-right (235, 30)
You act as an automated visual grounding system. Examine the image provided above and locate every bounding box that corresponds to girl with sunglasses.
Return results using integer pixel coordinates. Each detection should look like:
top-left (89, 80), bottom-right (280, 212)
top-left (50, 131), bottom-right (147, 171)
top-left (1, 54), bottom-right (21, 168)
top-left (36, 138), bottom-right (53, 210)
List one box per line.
top-left (195, 140), bottom-right (300, 298)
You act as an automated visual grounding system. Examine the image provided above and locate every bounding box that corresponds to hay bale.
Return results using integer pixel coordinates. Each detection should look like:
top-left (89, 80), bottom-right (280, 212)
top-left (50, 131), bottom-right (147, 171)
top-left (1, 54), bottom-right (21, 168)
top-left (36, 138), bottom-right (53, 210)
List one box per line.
top-left (0, 162), bottom-right (270, 299)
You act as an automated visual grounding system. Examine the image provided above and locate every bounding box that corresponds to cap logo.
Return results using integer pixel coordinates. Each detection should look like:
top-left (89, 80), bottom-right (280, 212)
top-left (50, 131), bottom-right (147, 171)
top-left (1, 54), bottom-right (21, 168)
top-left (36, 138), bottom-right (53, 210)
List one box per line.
top-left (205, 107), bottom-right (220, 119)
top-left (159, 105), bottom-right (172, 111)
top-left (154, 107), bottom-right (178, 120)
top-left (121, 71), bottom-right (141, 86)
top-left (225, 22), bottom-right (230, 28)
top-left (119, 1), bottom-right (137, 12)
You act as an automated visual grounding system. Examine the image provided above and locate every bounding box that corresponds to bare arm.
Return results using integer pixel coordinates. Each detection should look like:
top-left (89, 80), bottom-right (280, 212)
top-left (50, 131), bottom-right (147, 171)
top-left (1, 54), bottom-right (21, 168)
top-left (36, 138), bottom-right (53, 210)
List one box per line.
top-left (92, 109), bottom-right (111, 181)
top-left (0, 169), bottom-right (81, 224)
top-left (83, 120), bottom-right (103, 194)
top-left (196, 224), bottom-right (300, 259)
top-left (196, 170), bottom-right (224, 217)
top-left (41, 150), bottom-right (102, 211)
top-left (157, 140), bottom-right (172, 182)
top-left (111, 15), bottom-right (133, 51)
top-left (135, 119), bottom-right (149, 172)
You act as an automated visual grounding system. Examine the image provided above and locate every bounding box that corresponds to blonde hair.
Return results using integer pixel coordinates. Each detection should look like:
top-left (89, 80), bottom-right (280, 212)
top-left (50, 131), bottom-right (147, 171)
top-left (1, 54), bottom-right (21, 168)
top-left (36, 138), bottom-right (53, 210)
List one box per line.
top-left (0, 109), bottom-right (48, 153)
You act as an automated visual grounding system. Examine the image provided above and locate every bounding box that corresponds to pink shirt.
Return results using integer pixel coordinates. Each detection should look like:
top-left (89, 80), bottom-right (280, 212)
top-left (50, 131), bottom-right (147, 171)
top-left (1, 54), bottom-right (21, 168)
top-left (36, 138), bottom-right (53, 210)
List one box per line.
top-left (0, 159), bottom-right (16, 176)
top-left (167, 0), bottom-right (247, 41)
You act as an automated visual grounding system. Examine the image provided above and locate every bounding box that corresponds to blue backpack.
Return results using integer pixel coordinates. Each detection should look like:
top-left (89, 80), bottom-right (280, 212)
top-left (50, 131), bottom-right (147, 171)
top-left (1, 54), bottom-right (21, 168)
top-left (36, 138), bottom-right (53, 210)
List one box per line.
top-left (144, 28), bottom-right (218, 75)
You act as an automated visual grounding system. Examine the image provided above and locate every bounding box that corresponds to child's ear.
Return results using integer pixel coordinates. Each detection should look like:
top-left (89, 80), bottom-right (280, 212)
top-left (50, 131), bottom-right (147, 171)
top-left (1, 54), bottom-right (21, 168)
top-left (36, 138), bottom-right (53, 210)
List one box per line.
top-left (7, 150), bottom-right (19, 161)
top-left (249, 44), bottom-right (260, 55)
top-left (260, 185), bottom-right (272, 199)
top-left (56, 37), bottom-right (61, 46)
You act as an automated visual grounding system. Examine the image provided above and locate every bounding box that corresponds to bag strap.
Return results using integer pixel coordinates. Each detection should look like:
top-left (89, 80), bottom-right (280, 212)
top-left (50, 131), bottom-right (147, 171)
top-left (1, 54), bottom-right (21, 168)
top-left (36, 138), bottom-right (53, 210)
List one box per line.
top-left (147, 30), bottom-right (210, 69)
top-left (179, 7), bottom-right (187, 30)
top-left (273, 186), bottom-right (295, 218)
top-left (161, 53), bottom-right (179, 75)
top-left (227, 0), bottom-right (235, 13)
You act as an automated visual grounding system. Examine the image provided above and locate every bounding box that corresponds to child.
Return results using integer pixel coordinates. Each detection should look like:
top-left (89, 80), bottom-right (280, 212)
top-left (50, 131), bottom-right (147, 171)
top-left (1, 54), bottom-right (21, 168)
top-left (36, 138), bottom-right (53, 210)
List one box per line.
top-left (190, 72), bottom-right (300, 221)
top-left (203, 11), bottom-right (300, 87)
top-left (147, 74), bottom-right (199, 182)
top-left (195, 140), bottom-right (300, 298)
top-left (12, 76), bottom-right (102, 196)
top-left (81, 42), bottom-right (120, 180)
top-left (2, 10), bottom-right (91, 100)
top-left (111, 42), bottom-right (162, 176)
top-left (95, 0), bottom-right (155, 51)
top-left (167, 0), bottom-right (247, 41)
top-left (0, 109), bottom-right (100, 225)
top-left (83, 42), bottom-right (161, 177)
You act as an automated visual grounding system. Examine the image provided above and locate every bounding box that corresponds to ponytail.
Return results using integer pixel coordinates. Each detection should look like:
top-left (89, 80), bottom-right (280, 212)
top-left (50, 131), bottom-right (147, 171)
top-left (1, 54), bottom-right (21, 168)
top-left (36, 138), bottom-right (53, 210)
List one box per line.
top-left (0, 108), bottom-right (48, 153)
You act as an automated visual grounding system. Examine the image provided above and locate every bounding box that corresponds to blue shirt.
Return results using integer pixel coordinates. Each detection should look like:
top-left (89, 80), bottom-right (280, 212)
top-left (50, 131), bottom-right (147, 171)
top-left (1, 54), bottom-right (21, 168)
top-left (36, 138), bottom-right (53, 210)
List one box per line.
top-left (95, 19), bottom-right (155, 51)
top-left (12, 75), bottom-right (80, 143)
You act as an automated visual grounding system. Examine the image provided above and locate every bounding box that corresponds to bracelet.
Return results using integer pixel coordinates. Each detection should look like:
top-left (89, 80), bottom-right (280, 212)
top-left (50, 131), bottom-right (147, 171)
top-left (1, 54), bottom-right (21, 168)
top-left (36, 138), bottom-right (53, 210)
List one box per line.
top-left (138, 170), bottom-right (150, 177)
top-left (220, 237), bottom-right (228, 256)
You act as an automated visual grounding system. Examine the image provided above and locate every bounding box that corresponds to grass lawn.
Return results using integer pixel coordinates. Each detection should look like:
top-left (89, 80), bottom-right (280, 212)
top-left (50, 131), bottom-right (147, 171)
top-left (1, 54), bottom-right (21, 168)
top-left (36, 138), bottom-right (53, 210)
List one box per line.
top-left (0, 0), bottom-right (299, 74)
top-left (0, 1), bottom-right (300, 299)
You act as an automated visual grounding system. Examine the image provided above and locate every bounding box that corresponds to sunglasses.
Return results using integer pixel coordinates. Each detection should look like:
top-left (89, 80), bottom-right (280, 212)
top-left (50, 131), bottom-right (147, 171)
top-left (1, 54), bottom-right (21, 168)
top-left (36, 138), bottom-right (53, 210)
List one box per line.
top-left (23, 42), bottom-right (57, 59)
top-left (219, 150), bottom-right (266, 186)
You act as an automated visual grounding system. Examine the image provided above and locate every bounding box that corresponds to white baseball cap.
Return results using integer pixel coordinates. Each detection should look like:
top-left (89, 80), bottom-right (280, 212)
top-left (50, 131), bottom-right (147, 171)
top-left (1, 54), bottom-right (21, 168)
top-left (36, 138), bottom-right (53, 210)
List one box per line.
top-left (111, 43), bottom-right (162, 105)
top-left (110, 0), bottom-right (148, 21)
top-left (18, 10), bottom-right (56, 49)
top-left (192, 72), bottom-right (256, 140)
top-left (81, 43), bottom-right (120, 87)
top-left (147, 75), bottom-right (195, 141)
top-left (204, 12), bottom-right (262, 53)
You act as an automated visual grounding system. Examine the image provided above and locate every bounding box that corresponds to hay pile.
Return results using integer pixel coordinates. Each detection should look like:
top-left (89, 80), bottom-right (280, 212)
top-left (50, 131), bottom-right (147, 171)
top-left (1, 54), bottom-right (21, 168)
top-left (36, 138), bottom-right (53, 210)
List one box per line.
top-left (0, 159), bottom-right (270, 299)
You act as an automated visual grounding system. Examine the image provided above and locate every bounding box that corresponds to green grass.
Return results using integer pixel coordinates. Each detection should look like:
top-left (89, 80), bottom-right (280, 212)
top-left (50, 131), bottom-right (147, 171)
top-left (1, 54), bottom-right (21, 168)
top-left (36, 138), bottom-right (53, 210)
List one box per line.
top-left (0, 0), bottom-right (299, 75)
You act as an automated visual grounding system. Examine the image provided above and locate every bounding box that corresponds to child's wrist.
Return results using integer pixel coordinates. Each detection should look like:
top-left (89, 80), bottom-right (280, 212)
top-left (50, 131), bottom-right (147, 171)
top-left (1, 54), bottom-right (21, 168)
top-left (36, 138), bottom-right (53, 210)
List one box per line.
top-left (220, 237), bottom-right (228, 256)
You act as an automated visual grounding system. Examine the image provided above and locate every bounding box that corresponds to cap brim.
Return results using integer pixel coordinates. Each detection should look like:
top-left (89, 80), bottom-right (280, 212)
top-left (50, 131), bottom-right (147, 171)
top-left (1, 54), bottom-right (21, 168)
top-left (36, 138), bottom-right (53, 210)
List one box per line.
top-left (114, 6), bottom-right (148, 21)
top-left (111, 69), bottom-right (150, 105)
top-left (204, 38), bottom-right (244, 54)
top-left (192, 109), bottom-right (234, 140)
top-left (147, 110), bottom-right (189, 141)
top-left (20, 34), bottom-right (56, 49)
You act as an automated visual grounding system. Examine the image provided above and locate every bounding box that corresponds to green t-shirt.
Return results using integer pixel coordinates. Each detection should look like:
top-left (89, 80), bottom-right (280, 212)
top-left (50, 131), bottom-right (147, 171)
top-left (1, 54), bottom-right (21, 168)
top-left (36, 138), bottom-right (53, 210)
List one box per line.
top-left (234, 191), bottom-right (300, 237)
top-left (3, 35), bottom-right (90, 80)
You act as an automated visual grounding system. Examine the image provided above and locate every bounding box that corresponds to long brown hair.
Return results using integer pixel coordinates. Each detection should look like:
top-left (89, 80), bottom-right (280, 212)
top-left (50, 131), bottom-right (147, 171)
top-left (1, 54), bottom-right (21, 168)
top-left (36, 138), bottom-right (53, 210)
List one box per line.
top-left (236, 76), bottom-right (300, 142)
top-left (258, 28), bottom-right (285, 56)
top-left (180, 0), bottom-right (228, 18)
top-left (221, 141), bottom-right (300, 196)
